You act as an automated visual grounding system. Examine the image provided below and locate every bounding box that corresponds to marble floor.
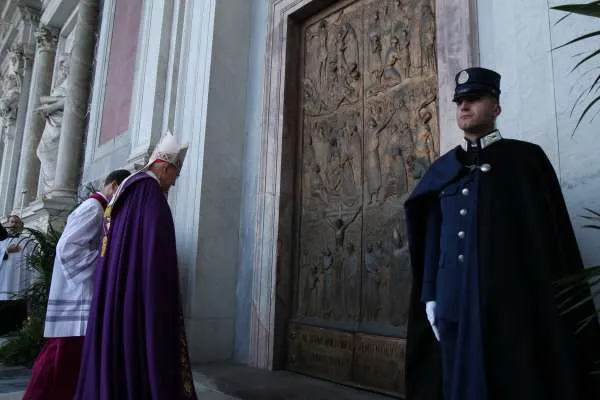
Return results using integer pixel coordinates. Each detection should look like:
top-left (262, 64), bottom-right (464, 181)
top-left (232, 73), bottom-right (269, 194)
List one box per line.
top-left (0, 362), bottom-right (398, 399)
top-left (192, 363), bottom-right (396, 400)
top-left (0, 366), bottom-right (30, 399)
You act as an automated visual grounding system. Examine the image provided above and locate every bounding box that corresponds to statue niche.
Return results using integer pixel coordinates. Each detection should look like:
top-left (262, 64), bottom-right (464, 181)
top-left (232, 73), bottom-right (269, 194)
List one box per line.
top-left (0, 48), bottom-right (25, 127)
top-left (36, 52), bottom-right (70, 195)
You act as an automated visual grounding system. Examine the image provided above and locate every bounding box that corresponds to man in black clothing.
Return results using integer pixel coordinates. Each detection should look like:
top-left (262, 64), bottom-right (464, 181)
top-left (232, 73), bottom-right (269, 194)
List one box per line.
top-left (404, 67), bottom-right (600, 400)
top-left (0, 222), bottom-right (7, 241)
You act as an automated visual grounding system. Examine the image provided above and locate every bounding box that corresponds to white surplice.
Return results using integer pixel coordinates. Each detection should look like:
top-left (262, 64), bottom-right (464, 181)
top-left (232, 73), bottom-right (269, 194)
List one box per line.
top-left (0, 236), bottom-right (32, 300)
top-left (44, 195), bottom-right (106, 338)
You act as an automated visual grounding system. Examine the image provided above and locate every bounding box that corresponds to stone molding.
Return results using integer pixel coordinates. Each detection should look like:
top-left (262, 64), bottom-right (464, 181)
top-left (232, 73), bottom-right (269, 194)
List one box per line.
top-left (34, 25), bottom-right (58, 53)
top-left (18, 3), bottom-right (41, 24)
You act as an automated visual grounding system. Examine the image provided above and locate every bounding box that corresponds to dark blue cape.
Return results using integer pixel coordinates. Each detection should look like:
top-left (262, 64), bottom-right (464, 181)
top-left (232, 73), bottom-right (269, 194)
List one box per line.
top-left (404, 139), bottom-right (600, 400)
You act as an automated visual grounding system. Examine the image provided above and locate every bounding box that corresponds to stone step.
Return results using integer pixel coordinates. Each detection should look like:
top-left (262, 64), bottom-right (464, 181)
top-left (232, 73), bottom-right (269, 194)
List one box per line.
top-left (191, 363), bottom-right (396, 400)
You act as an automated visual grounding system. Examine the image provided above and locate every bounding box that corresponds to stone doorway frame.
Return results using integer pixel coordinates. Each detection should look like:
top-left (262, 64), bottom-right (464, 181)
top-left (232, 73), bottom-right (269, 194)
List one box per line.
top-left (248, 0), bottom-right (479, 370)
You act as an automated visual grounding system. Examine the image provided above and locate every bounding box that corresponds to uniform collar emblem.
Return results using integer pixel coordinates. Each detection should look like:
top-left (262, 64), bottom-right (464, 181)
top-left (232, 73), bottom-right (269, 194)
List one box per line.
top-left (461, 129), bottom-right (502, 151)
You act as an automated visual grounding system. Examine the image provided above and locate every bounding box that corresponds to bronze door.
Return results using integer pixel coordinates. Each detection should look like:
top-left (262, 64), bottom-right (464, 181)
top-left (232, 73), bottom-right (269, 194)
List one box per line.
top-left (287, 0), bottom-right (439, 397)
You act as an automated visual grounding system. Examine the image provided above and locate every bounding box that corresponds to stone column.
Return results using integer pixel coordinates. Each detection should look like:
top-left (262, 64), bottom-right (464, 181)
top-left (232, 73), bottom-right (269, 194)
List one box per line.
top-left (0, 131), bottom-right (5, 179)
top-left (51, 0), bottom-right (99, 198)
top-left (13, 25), bottom-right (57, 208)
top-left (0, 126), bottom-right (17, 214)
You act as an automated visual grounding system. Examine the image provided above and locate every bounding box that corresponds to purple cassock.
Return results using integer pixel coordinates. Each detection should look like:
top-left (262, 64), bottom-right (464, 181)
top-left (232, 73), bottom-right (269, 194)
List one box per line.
top-left (75, 172), bottom-right (196, 399)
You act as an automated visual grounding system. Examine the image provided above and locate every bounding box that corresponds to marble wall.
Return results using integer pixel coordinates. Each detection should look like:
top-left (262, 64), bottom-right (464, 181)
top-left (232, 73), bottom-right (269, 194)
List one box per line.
top-left (234, 0), bottom-right (268, 365)
top-left (167, 0), bottom-right (251, 364)
top-left (477, 0), bottom-right (600, 267)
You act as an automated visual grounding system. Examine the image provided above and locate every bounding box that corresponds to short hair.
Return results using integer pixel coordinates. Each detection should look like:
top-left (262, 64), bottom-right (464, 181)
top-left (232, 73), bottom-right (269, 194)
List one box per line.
top-left (104, 169), bottom-right (131, 186)
top-left (6, 215), bottom-right (23, 230)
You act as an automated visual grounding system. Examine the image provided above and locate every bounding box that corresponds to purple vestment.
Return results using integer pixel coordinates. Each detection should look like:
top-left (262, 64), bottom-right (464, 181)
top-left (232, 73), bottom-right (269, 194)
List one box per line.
top-left (75, 172), bottom-right (196, 399)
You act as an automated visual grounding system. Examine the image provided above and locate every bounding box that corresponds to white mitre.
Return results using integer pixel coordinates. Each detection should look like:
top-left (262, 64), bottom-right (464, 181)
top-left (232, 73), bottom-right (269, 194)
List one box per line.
top-left (143, 130), bottom-right (189, 172)
top-left (106, 130), bottom-right (188, 208)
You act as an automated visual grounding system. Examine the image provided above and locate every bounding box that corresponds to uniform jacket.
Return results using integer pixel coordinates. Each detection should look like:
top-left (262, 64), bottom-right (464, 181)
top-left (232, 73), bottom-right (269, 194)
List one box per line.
top-left (404, 136), bottom-right (600, 400)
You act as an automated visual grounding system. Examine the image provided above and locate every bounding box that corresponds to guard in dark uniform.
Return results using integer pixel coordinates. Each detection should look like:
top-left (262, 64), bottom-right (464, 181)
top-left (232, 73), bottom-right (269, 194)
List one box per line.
top-left (404, 68), bottom-right (600, 400)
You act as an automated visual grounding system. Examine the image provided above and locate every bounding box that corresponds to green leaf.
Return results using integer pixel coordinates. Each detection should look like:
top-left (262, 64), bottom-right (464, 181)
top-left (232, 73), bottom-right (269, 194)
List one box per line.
top-left (556, 265), bottom-right (600, 285)
top-left (571, 48), bottom-right (600, 72)
top-left (584, 208), bottom-right (600, 218)
top-left (588, 72), bottom-right (600, 94)
top-left (559, 291), bottom-right (594, 315)
top-left (553, 30), bottom-right (600, 51)
top-left (0, 224), bottom-right (61, 367)
top-left (554, 13), bottom-right (572, 26)
top-left (570, 87), bottom-right (590, 117)
top-left (572, 93), bottom-right (600, 133)
top-left (552, 2), bottom-right (600, 18)
top-left (576, 313), bottom-right (599, 333)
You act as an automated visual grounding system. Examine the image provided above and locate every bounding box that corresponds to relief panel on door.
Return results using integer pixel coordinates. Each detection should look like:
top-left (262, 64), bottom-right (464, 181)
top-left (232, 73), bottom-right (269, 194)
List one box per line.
top-left (288, 0), bottom-right (438, 396)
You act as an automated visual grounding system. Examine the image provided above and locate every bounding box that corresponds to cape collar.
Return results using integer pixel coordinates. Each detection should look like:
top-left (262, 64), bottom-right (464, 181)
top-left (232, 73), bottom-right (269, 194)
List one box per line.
top-left (89, 192), bottom-right (109, 210)
top-left (461, 129), bottom-right (503, 151)
top-left (106, 171), bottom-right (153, 208)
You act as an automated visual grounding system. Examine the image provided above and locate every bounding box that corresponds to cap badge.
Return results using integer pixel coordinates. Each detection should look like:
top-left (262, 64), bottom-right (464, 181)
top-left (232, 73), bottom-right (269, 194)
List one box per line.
top-left (457, 70), bottom-right (469, 84)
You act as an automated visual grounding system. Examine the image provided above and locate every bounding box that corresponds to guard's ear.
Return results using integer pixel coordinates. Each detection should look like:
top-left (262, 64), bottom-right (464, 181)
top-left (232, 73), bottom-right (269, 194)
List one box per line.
top-left (492, 101), bottom-right (502, 118)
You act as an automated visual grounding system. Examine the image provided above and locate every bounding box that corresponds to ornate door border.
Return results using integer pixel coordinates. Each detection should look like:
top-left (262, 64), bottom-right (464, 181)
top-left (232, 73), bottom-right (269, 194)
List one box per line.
top-left (248, 0), bottom-right (479, 370)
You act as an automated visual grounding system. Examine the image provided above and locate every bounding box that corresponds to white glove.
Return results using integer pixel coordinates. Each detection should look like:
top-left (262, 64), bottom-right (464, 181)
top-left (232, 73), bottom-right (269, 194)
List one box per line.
top-left (425, 301), bottom-right (440, 342)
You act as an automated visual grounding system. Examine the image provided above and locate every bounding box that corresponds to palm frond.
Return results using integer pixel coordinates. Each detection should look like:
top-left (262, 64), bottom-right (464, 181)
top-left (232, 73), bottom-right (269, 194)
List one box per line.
top-left (553, 30), bottom-right (600, 51)
top-left (552, 2), bottom-right (600, 134)
top-left (556, 265), bottom-right (600, 285)
top-left (572, 93), bottom-right (600, 134)
top-left (554, 13), bottom-right (573, 26)
top-left (584, 208), bottom-right (600, 218)
top-left (0, 224), bottom-right (61, 366)
top-left (570, 86), bottom-right (591, 117)
top-left (552, 1), bottom-right (600, 18)
top-left (588, 72), bottom-right (600, 94)
top-left (571, 48), bottom-right (600, 73)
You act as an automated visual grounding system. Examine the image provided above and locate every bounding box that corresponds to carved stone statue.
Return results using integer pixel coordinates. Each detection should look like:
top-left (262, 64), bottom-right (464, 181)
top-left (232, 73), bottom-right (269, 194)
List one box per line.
top-left (36, 52), bottom-right (70, 194)
top-left (0, 48), bottom-right (25, 127)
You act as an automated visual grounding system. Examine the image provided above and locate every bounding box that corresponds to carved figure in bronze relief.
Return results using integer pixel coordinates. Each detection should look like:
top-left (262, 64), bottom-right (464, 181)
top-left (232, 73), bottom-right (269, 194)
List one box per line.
top-left (342, 241), bottom-right (360, 319)
top-left (420, 4), bottom-right (436, 72)
top-left (320, 247), bottom-right (334, 318)
top-left (325, 208), bottom-right (360, 250)
top-left (390, 226), bottom-right (411, 326)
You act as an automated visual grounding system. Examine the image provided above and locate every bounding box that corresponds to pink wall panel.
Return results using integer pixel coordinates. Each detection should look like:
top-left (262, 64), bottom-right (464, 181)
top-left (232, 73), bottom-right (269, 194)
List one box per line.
top-left (98, 0), bottom-right (143, 144)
